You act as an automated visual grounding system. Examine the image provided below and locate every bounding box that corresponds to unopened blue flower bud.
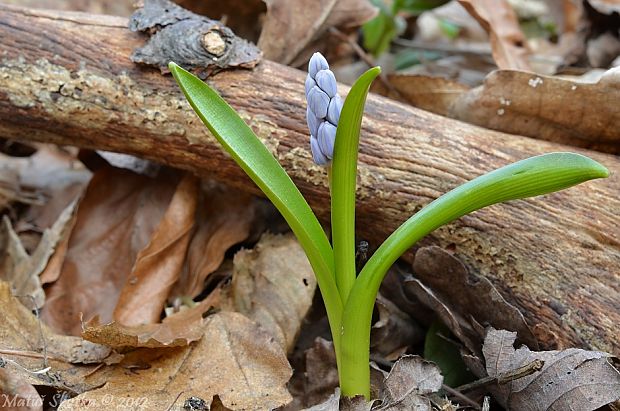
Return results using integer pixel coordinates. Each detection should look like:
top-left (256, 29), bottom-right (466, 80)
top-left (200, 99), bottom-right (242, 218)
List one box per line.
top-left (327, 95), bottom-right (342, 125)
top-left (307, 106), bottom-right (319, 136)
top-left (310, 135), bottom-right (329, 165)
top-left (305, 52), bottom-right (343, 166)
top-left (305, 74), bottom-right (316, 98)
top-left (308, 87), bottom-right (330, 119)
top-left (318, 122), bottom-right (336, 160)
top-left (308, 53), bottom-right (329, 78)
top-left (315, 70), bottom-right (337, 98)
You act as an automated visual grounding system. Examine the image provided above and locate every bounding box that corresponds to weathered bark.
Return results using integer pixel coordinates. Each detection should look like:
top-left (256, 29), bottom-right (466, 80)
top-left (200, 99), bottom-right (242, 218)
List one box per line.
top-left (0, 4), bottom-right (618, 355)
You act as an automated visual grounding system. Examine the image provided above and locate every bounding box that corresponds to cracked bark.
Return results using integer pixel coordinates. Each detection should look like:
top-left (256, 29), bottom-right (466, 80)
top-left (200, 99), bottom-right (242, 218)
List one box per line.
top-left (0, 4), bottom-right (618, 355)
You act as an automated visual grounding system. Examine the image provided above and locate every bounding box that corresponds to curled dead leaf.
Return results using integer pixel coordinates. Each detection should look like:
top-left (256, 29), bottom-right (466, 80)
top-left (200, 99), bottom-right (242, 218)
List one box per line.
top-left (113, 173), bottom-right (198, 326)
top-left (61, 312), bottom-right (293, 411)
top-left (1, 200), bottom-right (76, 309)
top-left (41, 167), bottom-right (178, 335)
top-left (371, 294), bottom-right (424, 361)
top-left (376, 355), bottom-right (443, 411)
top-left (0, 281), bottom-right (109, 393)
top-left (221, 233), bottom-right (317, 352)
top-left (82, 292), bottom-right (218, 348)
top-left (172, 182), bottom-right (255, 299)
top-left (482, 328), bottom-right (620, 410)
top-left (406, 246), bottom-right (536, 351)
top-left (378, 67), bottom-right (620, 153)
top-left (449, 67), bottom-right (620, 153)
top-left (459, 0), bottom-right (531, 70)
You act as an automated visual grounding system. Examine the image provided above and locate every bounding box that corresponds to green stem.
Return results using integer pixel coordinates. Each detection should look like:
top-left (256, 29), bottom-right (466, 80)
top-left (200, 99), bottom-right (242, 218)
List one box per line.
top-left (339, 205), bottom-right (441, 398)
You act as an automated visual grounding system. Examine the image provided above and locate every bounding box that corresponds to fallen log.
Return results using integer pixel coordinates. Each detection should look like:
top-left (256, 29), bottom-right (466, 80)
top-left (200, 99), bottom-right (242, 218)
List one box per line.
top-left (0, 4), bottom-right (618, 355)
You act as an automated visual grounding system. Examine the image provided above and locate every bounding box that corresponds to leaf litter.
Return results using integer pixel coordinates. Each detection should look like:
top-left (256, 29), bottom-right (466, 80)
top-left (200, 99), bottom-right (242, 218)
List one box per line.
top-left (2, 0), bottom-right (620, 408)
top-left (480, 328), bottom-right (620, 410)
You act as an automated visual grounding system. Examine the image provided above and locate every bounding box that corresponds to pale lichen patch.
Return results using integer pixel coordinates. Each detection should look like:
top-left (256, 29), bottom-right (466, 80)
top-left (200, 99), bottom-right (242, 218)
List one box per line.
top-left (356, 165), bottom-right (389, 200)
top-left (237, 111), bottom-right (284, 157)
top-left (0, 57), bottom-right (187, 138)
top-left (280, 147), bottom-right (329, 188)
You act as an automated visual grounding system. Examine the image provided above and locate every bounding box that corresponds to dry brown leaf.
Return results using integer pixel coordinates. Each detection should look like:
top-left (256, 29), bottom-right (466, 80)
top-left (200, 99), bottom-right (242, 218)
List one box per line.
top-left (304, 338), bottom-right (340, 407)
top-left (18, 147), bottom-right (90, 231)
top-left (0, 200), bottom-right (76, 309)
top-left (482, 328), bottom-right (620, 410)
top-left (372, 75), bottom-right (471, 117)
top-left (41, 167), bottom-right (178, 335)
top-left (450, 67), bottom-right (620, 153)
top-left (371, 294), bottom-right (424, 361)
top-left (0, 368), bottom-right (43, 411)
top-left (172, 182), bottom-right (254, 299)
top-left (258, 0), bottom-right (376, 64)
top-left (60, 312), bottom-right (293, 411)
top-left (374, 67), bottom-right (620, 153)
top-left (0, 281), bottom-right (109, 394)
top-left (379, 265), bottom-right (433, 322)
top-left (221, 233), bottom-right (317, 352)
top-left (0, 154), bottom-right (40, 211)
top-left (259, 0), bottom-right (337, 64)
top-left (459, 0), bottom-right (532, 70)
top-left (0, 147), bottom-right (89, 221)
top-left (404, 276), bottom-right (480, 353)
top-left (302, 388), bottom-right (341, 411)
top-left (376, 355), bottom-right (443, 411)
top-left (410, 246), bottom-right (537, 348)
top-left (303, 388), bottom-right (374, 411)
top-left (113, 174), bottom-right (198, 326)
top-left (325, 0), bottom-right (378, 30)
top-left (83, 292), bottom-right (219, 348)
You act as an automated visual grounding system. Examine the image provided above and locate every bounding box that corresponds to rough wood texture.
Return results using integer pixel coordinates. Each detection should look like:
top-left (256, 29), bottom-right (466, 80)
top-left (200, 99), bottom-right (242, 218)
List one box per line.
top-left (0, 4), bottom-right (618, 355)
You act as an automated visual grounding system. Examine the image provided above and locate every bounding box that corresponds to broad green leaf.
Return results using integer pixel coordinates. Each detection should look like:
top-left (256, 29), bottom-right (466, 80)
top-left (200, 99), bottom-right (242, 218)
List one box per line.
top-left (332, 67), bottom-right (381, 302)
top-left (168, 62), bottom-right (343, 336)
top-left (339, 152), bottom-right (608, 398)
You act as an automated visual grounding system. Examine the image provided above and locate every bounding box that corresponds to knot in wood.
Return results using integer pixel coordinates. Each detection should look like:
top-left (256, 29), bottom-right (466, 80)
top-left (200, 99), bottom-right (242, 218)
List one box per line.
top-left (202, 29), bottom-right (226, 57)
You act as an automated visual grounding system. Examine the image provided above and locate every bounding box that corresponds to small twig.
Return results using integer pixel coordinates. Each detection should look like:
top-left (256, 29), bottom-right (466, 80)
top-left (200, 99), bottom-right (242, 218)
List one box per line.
top-left (2, 357), bottom-right (51, 374)
top-left (16, 294), bottom-right (49, 368)
top-left (328, 27), bottom-right (404, 99)
top-left (0, 348), bottom-right (58, 361)
top-left (441, 384), bottom-right (481, 410)
top-left (456, 359), bottom-right (545, 393)
top-left (165, 391), bottom-right (184, 411)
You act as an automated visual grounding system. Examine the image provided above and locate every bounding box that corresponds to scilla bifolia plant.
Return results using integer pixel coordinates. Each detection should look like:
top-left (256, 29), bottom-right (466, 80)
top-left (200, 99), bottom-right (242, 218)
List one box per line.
top-left (168, 54), bottom-right (608, 399)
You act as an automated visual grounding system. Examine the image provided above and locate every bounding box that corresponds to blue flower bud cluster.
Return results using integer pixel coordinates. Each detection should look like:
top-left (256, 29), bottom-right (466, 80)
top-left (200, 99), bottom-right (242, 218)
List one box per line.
top-left (305, 52), bottom-right (343, 165)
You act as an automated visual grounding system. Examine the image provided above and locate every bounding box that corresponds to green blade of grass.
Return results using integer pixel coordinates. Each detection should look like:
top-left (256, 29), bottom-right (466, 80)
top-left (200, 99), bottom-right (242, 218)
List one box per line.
top-left (168, 62), bottom-right (343, 346)
top-left (332, 66), bottom-right (381, 302)
top-left (340, 152), bottom-right (609, 398)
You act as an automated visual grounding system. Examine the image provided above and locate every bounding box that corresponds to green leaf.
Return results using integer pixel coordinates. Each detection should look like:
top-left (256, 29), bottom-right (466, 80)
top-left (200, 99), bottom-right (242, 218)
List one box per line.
top-left (424, 319), bottom-right (474, 387)
top-left (355, 152), bottom-right (609, 307)
top-left (339, 152), bottom-right (608, 398)
top-left (331, 67), bottom-right (381, 302)
top-left (168, 62), bottom-right (343, 340)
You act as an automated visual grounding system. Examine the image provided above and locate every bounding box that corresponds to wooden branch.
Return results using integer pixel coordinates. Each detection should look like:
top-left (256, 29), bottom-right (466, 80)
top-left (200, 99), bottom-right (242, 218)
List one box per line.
top-left (0, 4), bottom-right (618, 355)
